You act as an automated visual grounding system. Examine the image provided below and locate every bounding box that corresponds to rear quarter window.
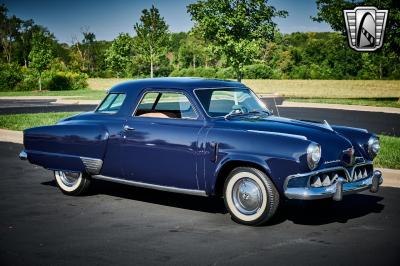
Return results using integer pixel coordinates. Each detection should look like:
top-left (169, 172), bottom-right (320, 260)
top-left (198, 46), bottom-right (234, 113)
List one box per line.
top-left (96, 93), bottom-right (126, 114)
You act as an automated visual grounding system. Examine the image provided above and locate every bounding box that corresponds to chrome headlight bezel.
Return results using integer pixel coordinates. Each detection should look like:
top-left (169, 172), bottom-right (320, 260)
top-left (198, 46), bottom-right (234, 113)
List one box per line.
top-left (307, 142), bottom-right (321, 170)
top-left (367, 136), bottom-right (380, 158)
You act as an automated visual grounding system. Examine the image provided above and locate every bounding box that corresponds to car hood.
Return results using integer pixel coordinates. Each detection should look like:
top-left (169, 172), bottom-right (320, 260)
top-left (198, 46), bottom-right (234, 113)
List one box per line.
top-left (214, 115), bottom-right (355, 165)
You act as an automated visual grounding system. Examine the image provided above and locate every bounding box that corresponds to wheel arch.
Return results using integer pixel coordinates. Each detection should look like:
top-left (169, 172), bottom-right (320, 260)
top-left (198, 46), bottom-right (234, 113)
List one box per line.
top-left (212, 158), bottom-right (273, 197)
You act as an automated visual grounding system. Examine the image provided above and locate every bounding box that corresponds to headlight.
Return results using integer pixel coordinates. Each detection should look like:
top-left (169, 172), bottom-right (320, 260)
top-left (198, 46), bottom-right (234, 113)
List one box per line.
top-left (307, 142), bottom-right (321, 170)
top-left (368, 136), bottom-right (380, 158)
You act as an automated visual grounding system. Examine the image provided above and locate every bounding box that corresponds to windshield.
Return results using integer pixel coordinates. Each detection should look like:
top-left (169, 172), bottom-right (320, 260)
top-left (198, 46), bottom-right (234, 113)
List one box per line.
top-left (195, 88), bottom-right (269, 118)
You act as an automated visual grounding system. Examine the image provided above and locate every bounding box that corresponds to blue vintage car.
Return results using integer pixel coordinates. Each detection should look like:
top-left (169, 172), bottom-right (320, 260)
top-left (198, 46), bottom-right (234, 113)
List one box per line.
top-left (19, 78), bottom-right (383, 225)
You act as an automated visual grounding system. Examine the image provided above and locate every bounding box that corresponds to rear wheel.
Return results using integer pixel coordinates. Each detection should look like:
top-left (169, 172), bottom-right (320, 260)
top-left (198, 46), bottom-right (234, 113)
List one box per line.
top-left (223, 167), bottom-right (279, 225)
top-left (54, 171), bottom-right (91, 196)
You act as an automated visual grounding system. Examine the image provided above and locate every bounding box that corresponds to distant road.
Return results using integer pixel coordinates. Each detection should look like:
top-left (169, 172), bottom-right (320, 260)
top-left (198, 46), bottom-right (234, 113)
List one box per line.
top-left (0, 99), bottom-right (399, 136)
top-left (0, 99), bottom-right (96, 114)
top-left (278, 107), bottom-right (400, 136)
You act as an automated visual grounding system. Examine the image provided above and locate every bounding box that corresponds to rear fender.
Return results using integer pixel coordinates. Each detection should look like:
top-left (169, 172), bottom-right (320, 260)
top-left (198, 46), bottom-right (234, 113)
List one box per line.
top-left (23, 124), bottom-right (109, 174)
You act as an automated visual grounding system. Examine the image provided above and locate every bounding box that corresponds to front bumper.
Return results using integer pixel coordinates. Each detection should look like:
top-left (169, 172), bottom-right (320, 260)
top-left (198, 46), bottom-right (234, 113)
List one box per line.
top-left (284, 170), bottom-right (383, 201)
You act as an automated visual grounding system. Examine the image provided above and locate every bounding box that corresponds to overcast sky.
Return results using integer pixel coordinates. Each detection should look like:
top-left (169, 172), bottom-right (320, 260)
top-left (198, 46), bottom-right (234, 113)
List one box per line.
top-left (2, 0), bottom-right (333, 44)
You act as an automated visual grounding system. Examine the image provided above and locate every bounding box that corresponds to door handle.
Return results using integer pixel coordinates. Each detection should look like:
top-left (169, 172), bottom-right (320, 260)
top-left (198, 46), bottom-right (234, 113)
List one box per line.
top-left (123, 125), bottom-right (135, 131)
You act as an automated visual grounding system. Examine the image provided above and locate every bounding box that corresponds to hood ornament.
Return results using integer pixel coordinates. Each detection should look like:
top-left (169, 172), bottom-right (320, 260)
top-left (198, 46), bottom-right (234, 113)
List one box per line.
top-left (323, 120), bottom-right (333, 131)
top-left (342, 147), bottom-right (356, 166)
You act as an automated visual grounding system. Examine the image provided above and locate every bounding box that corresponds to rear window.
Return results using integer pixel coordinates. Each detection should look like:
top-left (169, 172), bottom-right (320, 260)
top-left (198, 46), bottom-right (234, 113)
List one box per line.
top-left (96, 93), bottom-right (126, 114)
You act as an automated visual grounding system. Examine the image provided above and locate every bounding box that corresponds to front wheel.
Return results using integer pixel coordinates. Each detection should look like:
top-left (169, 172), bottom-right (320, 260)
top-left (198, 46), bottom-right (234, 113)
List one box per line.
top-left (223, 167), bottom-right (280, 225)
top-left (54, 171), bottom-right (91, 196)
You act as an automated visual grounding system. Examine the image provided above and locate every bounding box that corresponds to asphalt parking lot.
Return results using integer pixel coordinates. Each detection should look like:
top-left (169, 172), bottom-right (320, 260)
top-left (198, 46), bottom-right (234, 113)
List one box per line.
top-left (0, 142), bottom-right (399, 265)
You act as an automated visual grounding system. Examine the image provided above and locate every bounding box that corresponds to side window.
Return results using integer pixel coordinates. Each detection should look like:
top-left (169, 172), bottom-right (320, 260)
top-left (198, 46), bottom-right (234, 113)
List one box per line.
top-left (136, 92), bottom-right (159, 111)
top-left (135, 92), bottom-right (197, 119)
top-left (97, 93), bottom-right (126, 114)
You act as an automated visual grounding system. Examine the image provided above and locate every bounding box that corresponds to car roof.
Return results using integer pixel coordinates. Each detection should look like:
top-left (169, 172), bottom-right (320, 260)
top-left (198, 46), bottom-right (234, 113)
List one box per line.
top-left (109, 77), bottom-right (244, 93)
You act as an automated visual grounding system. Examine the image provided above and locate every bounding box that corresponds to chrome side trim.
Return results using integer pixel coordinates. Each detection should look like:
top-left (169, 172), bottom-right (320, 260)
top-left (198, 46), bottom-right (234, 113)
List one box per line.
top-left (80, 157), bottom-right (103, 175)
top-left (247, 130), bottom-right (307, 140)
top-left (92, 175), bottom-right (208, 197)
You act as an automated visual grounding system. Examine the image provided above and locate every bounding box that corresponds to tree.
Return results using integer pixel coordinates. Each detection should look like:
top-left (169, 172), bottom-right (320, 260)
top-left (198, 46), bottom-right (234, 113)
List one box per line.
top-left (0, 5), bottom-right (22, 64)
top-left (81, 28), bottom-right (96, 73)
top-left (187, 0), bottom-right (287, 81)
top-left (105, 33), bottom-right (134, 77)
top-left (28, 31), bottom-right (53, 90)
top-left (133, 5), bottom-right (169, 78)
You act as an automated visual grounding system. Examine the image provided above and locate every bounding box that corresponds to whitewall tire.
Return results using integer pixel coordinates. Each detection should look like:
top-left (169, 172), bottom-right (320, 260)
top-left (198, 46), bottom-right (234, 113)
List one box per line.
top-left (224, 167), bottom-right (279, 225)
top-left (54, 171), bottom-right (91, 196)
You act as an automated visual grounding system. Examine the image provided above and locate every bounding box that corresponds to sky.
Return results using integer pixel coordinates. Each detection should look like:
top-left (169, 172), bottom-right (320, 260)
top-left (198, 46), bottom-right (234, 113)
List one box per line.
top-left (1, 0), bottom-right (333, 44)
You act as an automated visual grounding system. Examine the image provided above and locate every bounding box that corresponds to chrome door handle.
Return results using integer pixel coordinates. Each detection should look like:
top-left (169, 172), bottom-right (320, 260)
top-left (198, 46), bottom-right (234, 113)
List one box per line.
top-left (123, 125), bottom-right (135, 131)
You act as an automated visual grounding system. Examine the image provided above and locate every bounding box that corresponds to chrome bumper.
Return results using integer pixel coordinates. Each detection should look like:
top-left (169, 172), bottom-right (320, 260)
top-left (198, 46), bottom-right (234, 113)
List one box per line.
top-left (284, 170), bottom-right (383, 201)
top-left (19, 150), bottom-right (28, 160)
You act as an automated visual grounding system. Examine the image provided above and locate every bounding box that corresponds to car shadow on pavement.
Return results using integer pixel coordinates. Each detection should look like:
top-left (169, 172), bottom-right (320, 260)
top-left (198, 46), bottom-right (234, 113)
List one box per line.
top-left (42, 179), bottom-right (385, 224)
top-left (268, 194), bottom-right (385, 226)
top-left (42, 179), bottom-right (228, 214)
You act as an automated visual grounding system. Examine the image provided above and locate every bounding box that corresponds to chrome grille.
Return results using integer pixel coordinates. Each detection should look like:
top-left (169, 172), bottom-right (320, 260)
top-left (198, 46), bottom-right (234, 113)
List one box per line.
top-left (309, 170), bottom-right (346, 188)
top-left (350, 164), bottom-right (373, 182)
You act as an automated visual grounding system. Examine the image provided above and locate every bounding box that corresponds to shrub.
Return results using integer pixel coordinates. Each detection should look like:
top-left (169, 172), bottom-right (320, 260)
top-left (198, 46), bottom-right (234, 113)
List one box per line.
top-left (15, 67), bottom-right (37, 91)
top-left (243, 64), bottom-right (274, 79)
top-left (47, 71), bottom-right (88, 91)
top-left (215, 67), bottom-right (235, 79)
top-left (0, 64), bottom-right (23, 91)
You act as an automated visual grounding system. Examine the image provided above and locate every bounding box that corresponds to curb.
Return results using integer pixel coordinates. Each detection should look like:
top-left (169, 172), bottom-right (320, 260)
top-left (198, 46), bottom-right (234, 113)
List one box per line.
top-left (53, 99), bottom-right (100, 105)
top-left (1, 128), bottom-right (398, 188)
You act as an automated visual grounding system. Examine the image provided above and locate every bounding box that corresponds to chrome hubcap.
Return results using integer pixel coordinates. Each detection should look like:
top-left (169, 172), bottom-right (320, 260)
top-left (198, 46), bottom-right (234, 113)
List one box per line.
top-left (232, 178), bottom-right (263, 215)
top-left (58, 171), bottom-right (81, 187)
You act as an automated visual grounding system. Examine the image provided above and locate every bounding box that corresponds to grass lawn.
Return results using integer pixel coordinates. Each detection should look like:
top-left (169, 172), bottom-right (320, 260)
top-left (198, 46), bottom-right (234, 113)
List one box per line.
top-left (0, 111), bottom-right (398, 169)
top-left (374, 135), bottom-right (400, 170)
top-left (0, 89), bottom-right (105, 100)
top-left (286, 97), bottom-right (400, 108)
top-left (244, 79), bottom-right (400, 99)
top-left (0, 112), bottom-right (79, 131)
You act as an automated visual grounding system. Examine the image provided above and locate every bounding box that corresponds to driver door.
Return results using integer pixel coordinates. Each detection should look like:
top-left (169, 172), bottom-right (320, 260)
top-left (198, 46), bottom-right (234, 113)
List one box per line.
top-left (121, 90), bottom-right (205, 190)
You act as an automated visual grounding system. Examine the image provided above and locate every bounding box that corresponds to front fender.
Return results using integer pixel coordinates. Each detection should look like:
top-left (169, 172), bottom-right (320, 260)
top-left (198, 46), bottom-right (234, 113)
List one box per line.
top-left (205, 129), bottom-right (312, 195)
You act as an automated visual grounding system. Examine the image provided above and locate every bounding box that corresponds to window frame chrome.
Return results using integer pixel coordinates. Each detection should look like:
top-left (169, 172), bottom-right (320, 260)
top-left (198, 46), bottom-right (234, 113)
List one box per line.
top-left (132, 89), bottom-right (200, 121)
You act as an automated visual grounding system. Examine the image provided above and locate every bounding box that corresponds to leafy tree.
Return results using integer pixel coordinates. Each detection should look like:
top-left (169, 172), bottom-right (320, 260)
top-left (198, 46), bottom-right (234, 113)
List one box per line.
top-left (105, 33), bottom-right (134, 77)
top-left (17, 19), bottom-right (37, 67)
top-left (82, 29), bottom-right (96, 73)
top-left (187, 0), bottom-right (287, 81)
top-left (133, 5), bottom-right (169, 78)
top-left (28, 31), bottom-right (53, 90)
top-left (0, 5), bottom-right (22, 64)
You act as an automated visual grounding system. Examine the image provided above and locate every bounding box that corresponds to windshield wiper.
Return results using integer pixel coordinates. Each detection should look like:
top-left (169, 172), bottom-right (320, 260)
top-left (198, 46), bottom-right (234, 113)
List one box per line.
top-left (224, 110), bottom-right (270, 120)
top-left (224, 109), bottom-right (245, 120)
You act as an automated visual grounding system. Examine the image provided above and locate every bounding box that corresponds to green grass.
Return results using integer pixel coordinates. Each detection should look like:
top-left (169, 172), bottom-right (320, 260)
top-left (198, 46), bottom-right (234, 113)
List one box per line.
top-left (286, 98), bottom-right (400, 108)
top-left (0, 112), bottom-right (79, 131)
top-left (0, 111), bottom-right (398, 169)
top-left (375, 135), bottom-right (400, 169)
top-left (0, 89), bottom-right (105, 100)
